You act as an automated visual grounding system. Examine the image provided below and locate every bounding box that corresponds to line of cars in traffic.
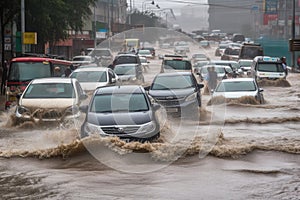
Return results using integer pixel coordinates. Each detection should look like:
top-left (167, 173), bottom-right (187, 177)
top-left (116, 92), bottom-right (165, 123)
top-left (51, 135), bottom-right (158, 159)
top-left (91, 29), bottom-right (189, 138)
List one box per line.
top-left (10, 41), bottom-right (287, 143)
top-left (11, 48), bottom-right (163, 142)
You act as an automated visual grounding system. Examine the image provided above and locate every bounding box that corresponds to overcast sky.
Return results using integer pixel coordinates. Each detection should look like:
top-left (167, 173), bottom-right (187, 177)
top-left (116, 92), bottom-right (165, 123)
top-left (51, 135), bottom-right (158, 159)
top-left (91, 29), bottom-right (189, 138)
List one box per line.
top-left (131, 0), bottom-right (208, 15)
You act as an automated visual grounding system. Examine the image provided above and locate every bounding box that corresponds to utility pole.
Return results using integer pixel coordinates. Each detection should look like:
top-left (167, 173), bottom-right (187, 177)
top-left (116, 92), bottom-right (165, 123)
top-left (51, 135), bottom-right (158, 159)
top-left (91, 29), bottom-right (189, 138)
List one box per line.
top-left (292, 0), bottom-right (295, 69)
top-left (21, 0), bottom-right (25, 55)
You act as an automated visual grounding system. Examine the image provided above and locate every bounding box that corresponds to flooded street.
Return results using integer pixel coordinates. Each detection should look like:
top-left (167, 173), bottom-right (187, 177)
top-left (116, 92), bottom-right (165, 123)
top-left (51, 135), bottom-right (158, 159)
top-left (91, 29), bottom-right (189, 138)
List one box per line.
top-left (0, 42), bottom-right (300, 199)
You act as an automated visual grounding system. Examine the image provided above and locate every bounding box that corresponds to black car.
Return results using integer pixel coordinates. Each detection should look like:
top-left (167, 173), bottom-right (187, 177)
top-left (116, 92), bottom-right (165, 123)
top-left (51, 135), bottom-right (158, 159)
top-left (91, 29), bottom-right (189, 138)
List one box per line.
top-left (80, 85), bottom-right (161, 142)
top-left (146, 72), bottom-right (204, 118)
top-left (109, 54), bottom-right (142, 70)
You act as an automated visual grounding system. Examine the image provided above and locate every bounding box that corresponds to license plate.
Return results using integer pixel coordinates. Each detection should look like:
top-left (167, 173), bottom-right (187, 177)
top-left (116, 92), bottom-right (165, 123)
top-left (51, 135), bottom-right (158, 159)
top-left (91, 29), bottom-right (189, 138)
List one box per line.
top-left (9, 96), bottom-right (17, 101)
top-left (166, 108), bottom-right (178, 112)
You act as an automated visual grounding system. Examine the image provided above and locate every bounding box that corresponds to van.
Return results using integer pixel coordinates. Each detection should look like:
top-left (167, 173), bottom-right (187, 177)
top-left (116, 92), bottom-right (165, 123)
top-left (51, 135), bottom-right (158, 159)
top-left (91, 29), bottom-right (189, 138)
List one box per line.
top-left (251, 56), bottom-right (286, 81)
top-left (239, 43), bottom-right (264, 60)
top-left (232, 33), bottom-right (245, 43)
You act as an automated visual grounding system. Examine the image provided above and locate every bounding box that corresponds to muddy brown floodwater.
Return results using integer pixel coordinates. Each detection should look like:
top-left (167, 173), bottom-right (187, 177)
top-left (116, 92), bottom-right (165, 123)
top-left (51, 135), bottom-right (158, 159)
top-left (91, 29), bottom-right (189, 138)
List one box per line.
top-left (0, 50), bottom-right (300, 199)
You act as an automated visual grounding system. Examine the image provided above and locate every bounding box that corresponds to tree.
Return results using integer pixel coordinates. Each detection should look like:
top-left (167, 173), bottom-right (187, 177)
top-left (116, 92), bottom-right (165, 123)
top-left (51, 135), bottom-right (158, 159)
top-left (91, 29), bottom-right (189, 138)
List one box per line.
top-left (23, 0), bottom-right (96, 53)
top-left (0, 0), bottom-right (20, 67)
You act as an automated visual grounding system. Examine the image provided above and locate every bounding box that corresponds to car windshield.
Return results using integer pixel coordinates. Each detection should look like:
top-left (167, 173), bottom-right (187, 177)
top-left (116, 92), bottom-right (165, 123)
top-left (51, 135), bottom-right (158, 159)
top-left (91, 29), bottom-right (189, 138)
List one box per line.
top-left (138, 50), bottom-right (151, 55)
top-left (91, 93), bottom-right (149, 113)
top-left (257, 63), bottom-right (284, 72)
top-left (202, 67), bottom-right (228, 74)
top-left (115, 56), bottom-right (137, 64)
top-left (140, 57), bottom-right (147, 63)
top-left (194, 54), bottom-right (206, 58)
top-left (152, 75), bottom-right (194, 90)
top-left (73, 57), bottom-right (91, 61)
top-left (164, 60), bottom-right (191, 70)
top-left (239, 61), bottom-right (252, 67)
top-left (8, 62), bottom-right (51, 81)
top-left (70, 71), bottom-right (107, 82)
top-left (215, 81), bottom-right (257, 92)
top-left (114, 65), bottom-right (136, 75)
top-left (23, 83), bottom-right (74, 98)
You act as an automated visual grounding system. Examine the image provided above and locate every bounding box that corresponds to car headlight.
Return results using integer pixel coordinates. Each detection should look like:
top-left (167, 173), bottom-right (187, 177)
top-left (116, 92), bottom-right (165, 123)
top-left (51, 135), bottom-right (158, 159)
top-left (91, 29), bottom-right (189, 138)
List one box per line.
top-left (136, 121), bottom-right (156, 135)
top-left (131, 77), bottom-right (137, 81)
top-left (17, 106), bottom-right (30, 115)
top-left (83, 122), bottom-right (104, 136)
top-left (185, 93), bottom-right (197, 102)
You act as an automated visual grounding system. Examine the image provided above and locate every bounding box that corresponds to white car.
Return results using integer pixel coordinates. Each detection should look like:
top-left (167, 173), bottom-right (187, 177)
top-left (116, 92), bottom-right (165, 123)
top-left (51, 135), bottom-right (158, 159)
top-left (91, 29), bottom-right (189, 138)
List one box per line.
top-left (139, 56), bottom-right (149, 71)
top-left (212, 78), bottom-right (264, 104)
top-left (238, 59), bottom-right (253, 75)
top-left (69, 67), bottom-right (118, 92)
top-left (72, 55), bottom-right (93, 68)
top-left (137, 49), bottom-right (153, 59)
top-left (15, 78), bottom-right (87, 123)
top-left (199, 65), bottom-right (233, 81)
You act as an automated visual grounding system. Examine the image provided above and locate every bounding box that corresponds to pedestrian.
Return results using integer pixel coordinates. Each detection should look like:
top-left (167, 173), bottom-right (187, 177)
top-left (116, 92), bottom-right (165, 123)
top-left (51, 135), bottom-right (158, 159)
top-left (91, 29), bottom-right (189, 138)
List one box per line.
top-left (1, 60), bottom-right (9, 95)
top-left (54, 66), bottom-right (61, 77)
top-left (281, 56), bottom-right (288, 76)
top-left (62, 68), bottom-right (72, 77)
top-left (80, 48), bottom-right (86, 56)
top-left (206, 66), bottom-right (218, 92)
top-left (297, 55), bottom-right (300, 69)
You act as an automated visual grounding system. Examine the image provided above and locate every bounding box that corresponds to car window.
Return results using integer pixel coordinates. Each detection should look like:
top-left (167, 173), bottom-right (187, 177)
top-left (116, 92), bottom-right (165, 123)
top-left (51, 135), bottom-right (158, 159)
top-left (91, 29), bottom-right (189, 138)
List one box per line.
top-left (24, 83), bottom-right (74, 98)
top-left (91, 93), bottom-right (149, 113)
top-left (115, 56), bottom-right (137, 64)
top-left (163, 60), bottom-right (192, 70)
top-left (152, 75), bottom-right (193, 90)
top-left (257, 63), bottom-right (284, 72)
top-left (114, 65), bottom-right (136, 75)
top-left (215, 81), bottom-right (256, 92)
top-left (71, 71), bottom-right (107, 82)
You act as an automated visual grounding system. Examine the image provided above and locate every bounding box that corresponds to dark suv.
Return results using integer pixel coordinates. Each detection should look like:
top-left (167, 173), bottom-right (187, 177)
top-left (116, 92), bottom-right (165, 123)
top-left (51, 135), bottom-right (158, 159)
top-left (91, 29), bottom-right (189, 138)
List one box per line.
top-left (109, 53), bottom-right (142, 70)
top-left (146, 72), bottom-right (204, 118)
top-left (80, 85), bottom-right (161, 142)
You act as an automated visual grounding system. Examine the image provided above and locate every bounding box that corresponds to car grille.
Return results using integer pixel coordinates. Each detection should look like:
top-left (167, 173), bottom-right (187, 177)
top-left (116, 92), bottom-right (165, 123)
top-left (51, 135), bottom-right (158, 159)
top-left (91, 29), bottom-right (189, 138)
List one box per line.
top-left (32, 109), bottom-right (64, 120)
top-left (155, 96), bottom-right (185, 107)
top-left (101, 126), bottom-right (140, 135)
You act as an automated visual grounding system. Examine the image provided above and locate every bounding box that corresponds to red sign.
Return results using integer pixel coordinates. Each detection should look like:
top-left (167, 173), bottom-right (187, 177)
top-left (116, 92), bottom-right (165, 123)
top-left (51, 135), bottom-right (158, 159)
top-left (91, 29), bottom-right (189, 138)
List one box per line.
top-left (263, 14), bottom-right (278, 25)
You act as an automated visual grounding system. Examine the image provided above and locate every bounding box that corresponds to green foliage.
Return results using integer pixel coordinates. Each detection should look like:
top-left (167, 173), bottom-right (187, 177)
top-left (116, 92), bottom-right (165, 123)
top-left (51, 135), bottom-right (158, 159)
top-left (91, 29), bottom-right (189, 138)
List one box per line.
top-left (24, 0), bottom-right (96, 47)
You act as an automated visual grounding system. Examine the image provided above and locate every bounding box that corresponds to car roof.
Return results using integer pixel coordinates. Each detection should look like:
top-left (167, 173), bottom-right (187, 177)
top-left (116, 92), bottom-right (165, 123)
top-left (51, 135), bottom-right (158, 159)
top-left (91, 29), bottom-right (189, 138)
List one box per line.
top-left (220, 78), bottom-right (255, 83)
top-left (114, 63), bottom-right (139, 67)
top-left (95, 85), bottom-right (144, 95)
top-left (31, 77), bottom-right (74, 84)
top-left (210, 60), bottom-right (238, 64)
top-left (155, 71), bottom-right (193, 77)
top-left (72, 67), bottom-right (109, 72)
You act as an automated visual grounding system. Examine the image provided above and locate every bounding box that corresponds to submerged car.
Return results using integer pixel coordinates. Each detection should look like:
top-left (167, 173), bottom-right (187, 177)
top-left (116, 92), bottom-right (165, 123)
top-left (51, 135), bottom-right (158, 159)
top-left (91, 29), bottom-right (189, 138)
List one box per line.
top-left (199, 65), bottom-right (233, 81)
top-left (69, 67), bottom-right (118, 92)
top-left (146, 72), bottom-right (204, 117)
top-left (212, 78), bottom-right (264, 104)
top-left (80, 85), bottom-right (161, 142)
top-left (113, 63), bottom-right (144, 84)
top-left (15, 78), bottom-right (87, 124)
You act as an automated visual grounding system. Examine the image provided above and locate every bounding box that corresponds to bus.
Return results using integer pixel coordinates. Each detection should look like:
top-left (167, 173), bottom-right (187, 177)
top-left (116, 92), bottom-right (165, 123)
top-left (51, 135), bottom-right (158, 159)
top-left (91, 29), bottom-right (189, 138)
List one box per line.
top-left (123, 38), bottom-right (140, 52)
top-left (5, 57), bottom-right (73, 109)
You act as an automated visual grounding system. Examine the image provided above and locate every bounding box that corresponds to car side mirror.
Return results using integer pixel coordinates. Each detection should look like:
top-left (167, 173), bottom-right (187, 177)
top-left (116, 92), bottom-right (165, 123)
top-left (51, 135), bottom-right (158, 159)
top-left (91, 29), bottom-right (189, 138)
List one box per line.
top-left (80, 93), bottom-right (88, 100)
top-left (79, 105), bottom-right (89, 113)
top-left (259, 88), bottom-right (264, 92)
top-left (152, 103), bottom-right (161, 111)
top-left (144, 85), bottom-right (150, 91)
top-left (111, 78), bottom-right (116, 83)
top-left (198, 83), bottom-right (204, 89)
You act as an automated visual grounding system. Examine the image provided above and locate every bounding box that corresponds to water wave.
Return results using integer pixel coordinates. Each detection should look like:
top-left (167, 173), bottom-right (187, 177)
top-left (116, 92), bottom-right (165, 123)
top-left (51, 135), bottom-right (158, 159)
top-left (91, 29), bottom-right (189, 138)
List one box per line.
top-left (0, 131), bottom-right (299, 161)
top-left (258, 78), bottom-right (291, 87)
